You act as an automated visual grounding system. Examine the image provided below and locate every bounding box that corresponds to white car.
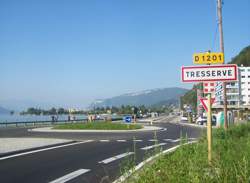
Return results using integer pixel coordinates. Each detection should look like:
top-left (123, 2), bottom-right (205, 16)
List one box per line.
top-left (196, 116), bottom-right (217, 125)
top-left (181, 116), bottom-right (188, 122)
top-left (196, 116), bottom-right (207, 125)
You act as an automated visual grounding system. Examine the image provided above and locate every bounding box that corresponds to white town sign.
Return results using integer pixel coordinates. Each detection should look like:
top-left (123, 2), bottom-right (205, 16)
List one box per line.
top-left (181, 64), bottom-right (237, 82)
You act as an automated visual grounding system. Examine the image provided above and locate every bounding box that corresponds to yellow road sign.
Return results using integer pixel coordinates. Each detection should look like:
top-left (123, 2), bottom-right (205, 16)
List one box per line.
top-left (193, 52), bottom-right (224, 64)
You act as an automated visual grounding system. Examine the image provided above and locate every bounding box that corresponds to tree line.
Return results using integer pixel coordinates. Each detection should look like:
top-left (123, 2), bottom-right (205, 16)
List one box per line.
top-left (20, 105), bottom-right (174, 116)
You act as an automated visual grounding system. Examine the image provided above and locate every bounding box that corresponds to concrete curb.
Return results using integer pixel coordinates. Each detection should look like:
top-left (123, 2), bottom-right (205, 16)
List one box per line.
top-left (29, 125), bottom-right (163, 133)
top-left (113, 141), bottom-right (198, 183)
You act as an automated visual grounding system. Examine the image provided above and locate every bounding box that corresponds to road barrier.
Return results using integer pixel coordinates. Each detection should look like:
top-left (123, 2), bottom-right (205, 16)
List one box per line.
top-left (0, 117), bottom-right (122, 128)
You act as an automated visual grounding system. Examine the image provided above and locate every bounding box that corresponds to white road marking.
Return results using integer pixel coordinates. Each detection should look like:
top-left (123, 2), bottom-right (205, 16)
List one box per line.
top-left (98, 152), bottom-right (134, 164)
top-left (133, 139), bottom-right (143, 142)
top-left (49, 169), bottom-right (90, 183)
top-left (160, 128), bottom-right (167, 131)
top-left (117, 140), bottom-right (127, 142)
top-left (141, 143), bottom-right (166, 150)
top-left (99, 140), bottom-right (110, 142)
top-left (164, 139), bottom-right (180, 142)
top-left (0, 140), bottom-right (93, 161)
top-left (164, 139), bottom-right (174, 141)
top-left (189, 138), bottom-right (197, 140)
top-left (148, 139), bottom-right (158, 142)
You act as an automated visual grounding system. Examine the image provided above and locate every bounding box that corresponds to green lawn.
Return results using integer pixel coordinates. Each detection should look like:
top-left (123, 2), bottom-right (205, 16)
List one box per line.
top-left (53, 121), bottom-right (142, 130)
top-left (127, 122), bottom-right (250, 183)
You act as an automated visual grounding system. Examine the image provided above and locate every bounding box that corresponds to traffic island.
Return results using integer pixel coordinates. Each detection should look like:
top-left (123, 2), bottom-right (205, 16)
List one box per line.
top-left (53, 122), bottom-right (142, 130)
top-left (29, 122), bottom-right (163, 133)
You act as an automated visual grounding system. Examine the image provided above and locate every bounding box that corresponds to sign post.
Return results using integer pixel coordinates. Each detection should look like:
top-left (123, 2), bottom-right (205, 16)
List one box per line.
top-left (182, 58), bottom-right (237, 165)
top-left (207, 93), bottom-right (212, 165)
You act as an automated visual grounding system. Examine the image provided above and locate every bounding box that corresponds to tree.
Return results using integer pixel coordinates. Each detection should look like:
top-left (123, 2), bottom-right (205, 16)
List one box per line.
top-left (180, 83), bottom-right (203, 113)
top-left (229, 45), bottom-right (250, 66)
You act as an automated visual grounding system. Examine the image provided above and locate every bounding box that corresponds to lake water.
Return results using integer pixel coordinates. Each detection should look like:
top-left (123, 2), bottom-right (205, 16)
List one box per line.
top-left (0, 114), bottom-right (87, 123)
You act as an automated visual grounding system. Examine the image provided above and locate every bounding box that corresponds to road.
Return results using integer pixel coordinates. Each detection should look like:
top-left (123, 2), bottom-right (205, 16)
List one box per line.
top-left (0, 120), bottom-right (202, 183)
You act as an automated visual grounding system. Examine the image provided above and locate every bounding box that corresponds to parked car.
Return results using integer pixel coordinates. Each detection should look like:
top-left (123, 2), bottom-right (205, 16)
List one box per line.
top-left (196, 116), bottom-right (216, 126)
top-left (196, 116), bottom-right (207, 125)
top-left (181, 116), bottom-right (188, 122)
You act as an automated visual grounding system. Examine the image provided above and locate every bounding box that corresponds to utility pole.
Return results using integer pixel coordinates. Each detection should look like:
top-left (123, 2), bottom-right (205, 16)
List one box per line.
top-left (217, 0), bottom-right (228, 129)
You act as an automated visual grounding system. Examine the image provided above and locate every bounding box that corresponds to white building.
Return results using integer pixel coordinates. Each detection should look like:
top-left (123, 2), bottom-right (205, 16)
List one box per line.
top-left (214, 66), bottom-right (250, 108)
top-left (240, 67), bottom-right (250, 105)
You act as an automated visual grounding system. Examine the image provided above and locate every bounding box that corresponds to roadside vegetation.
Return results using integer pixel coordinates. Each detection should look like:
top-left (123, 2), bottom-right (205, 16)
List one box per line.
top-left (126, 122), bottom-right (250, 183)
top-left (53, 122), bottom-right (142, 130)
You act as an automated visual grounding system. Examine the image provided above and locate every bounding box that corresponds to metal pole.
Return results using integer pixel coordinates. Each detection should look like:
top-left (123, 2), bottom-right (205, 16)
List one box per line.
top-left (207, 93), bottom-right (212, 164)
top-left (217, 0), bottom-right (228, 129)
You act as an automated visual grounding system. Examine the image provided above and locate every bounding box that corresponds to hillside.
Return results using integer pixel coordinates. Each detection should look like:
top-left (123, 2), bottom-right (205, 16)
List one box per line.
top-left (0, 106), bottom-right (10, 114)
top-left (91, 87), bottom-right (188, 107)
top-left (180, 83), bottom-right (202, 112)
top-left (229, 45), bottom-right (250, 66)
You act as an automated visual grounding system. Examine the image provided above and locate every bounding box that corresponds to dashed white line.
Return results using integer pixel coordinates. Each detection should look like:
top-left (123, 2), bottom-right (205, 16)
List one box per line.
top-left (99, 140), bottom-right (110, 142)
top-left (49, 169), bottom-right (90, 183)
top-left (141, 143), bottom-right (166, 150)
top-left (133, 139), bottom-right (143, 142)
top-left (148, 139), bottom-right (158, 142)
top-left (164, 139), bottom-right (174, 141)
top-left (98, 152), bottom-right (134, 164)
top-left (189, 138), bottom-right (197, 140)
top-left (0, 140), bottom-right (93, 161)
top-left (117, 140), bottom-right (127, 142)
top-left (164, 139), bottom-right (180, 143)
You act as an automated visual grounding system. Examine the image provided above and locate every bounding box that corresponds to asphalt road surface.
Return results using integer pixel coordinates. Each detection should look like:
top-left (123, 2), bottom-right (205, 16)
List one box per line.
top-left (0, 121), bottom-right (203, 183)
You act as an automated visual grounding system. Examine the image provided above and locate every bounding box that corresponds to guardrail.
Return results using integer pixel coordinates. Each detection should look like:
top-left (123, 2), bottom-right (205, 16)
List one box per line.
top-left (0, 118), bottom-right (123, 128)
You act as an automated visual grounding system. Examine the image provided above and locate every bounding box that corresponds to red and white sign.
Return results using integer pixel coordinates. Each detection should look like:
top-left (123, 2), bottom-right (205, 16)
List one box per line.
top-left (199, 97), bottom-right (215, 112)
top-left (181, 64), bottom-right (237, 82)
top-left (203, 82), bottom-right (215, 94)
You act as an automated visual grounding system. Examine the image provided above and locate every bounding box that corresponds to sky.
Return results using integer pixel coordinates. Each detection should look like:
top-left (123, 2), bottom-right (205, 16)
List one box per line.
top-left (0, 0), bottom-right (249, 109)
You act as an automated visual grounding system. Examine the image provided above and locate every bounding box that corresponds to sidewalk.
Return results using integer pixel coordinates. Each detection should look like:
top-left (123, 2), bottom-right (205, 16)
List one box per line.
top-left (0, 138), bottom-right (72, 155)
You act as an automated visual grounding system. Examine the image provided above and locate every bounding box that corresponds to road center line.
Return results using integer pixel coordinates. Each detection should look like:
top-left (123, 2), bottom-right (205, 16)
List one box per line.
top-left (99, 140), bottom-right (110, 142)
top-left (117, 140), bottom-right (127, 142)
top-left (148, 139), bottom-right (158, 142)
top-left (141, 143), bottom-right (166, 150)
top-left (0, 140), bottom-right (93, 161)
top-left (133, 140), bottom-right (143, 142)
top-left (164, 138), bottom-right (181, 142)
top-left (98, 152), bottom-right (134, 164)
top-left (49, 169), bottom-right (90, 183)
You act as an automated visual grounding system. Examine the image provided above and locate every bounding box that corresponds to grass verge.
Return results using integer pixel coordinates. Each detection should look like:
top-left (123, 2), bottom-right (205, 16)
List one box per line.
top-left (53, 121), bottom-right (142, 130)
top-left (127, 122), bottom-right (250, 183)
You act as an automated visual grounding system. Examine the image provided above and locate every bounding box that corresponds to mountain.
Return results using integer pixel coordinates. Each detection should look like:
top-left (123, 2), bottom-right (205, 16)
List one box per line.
top-left (90, 87), bottom-right (188, 107)
top-left (0, 106), bottom-right (10, 114)
top-left (229, 45), bottom-right (250, 66)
